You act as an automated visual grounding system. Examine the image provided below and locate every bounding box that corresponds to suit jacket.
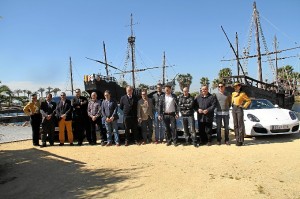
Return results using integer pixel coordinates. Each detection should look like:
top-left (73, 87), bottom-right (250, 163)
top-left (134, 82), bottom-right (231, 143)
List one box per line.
top-left (194, 93), bottom-right (216, 123)
top-left (119, 94), bottom-right (138, 117)
top-left (71, 96), bottom-right (89, 118)
top-left (40, 101), bottom-right (57, 122)
top-left (56, 99), bottom-right (73, 121)
top-left (137, 98), bottom-right (154, 120)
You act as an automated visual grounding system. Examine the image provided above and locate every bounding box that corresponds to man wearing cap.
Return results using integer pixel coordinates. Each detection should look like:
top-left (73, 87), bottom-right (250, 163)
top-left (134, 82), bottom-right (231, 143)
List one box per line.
top-left (194, 85), bottom-right (216, 146)
top-left (231, 82), bottom-right (251, 146)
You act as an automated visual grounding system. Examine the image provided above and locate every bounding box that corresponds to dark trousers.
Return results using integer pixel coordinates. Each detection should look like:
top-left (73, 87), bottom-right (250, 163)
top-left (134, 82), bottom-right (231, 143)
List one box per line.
top-left (73, 117), bottom-right (85, 144)
top-left (41, 117), bottom-right (55, 144)
top-left (216, 114), bottom-right (230, 142)
top-left (182, 116), bottom-right (196, 143)
top-left (124, 116), bottom-right (139, 142)
top-left (141, 117), bottom-right (153, 142)
top-left (30, 114), bottom-right (41, 145)
top-left (232, 106), bottom-right (245, 143)
top-left (163, 114), bottom-right (177, 144)
top-left (198, 121), bottom-right (213, 143)
top-left (89, 117), bottom-right (105, 144)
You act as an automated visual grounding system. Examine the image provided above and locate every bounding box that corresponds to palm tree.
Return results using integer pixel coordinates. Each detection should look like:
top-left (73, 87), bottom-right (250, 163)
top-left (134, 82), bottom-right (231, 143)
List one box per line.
top-left (51, 88), bottom-right (61, 97)
top-left (119, 80), bottom-right (128, 88)
top-left (82, 91), bottom-right (90, 98)
top-left (138, 83), bottom-right (149, 90)
top-left (46, 86), bottom-right (53, 94)
top-left (22, 89), bottom-right (27, 97)
top-left (176, 73), bottom-right (193, 91)
top-left (0, 85), bottom-right (13, 106)
top-left (211, 78), bottom-right (219, 90)
top-left (37, 87), bottom-right (45, 98)
top-left (14, 89), bottom-right (22, 97)
top-left (218, 68), bottom-right (232, 85)
top-left (26, 90), bottom-right (32, 98)
top-left (200, 77), bottom-right (210, 87)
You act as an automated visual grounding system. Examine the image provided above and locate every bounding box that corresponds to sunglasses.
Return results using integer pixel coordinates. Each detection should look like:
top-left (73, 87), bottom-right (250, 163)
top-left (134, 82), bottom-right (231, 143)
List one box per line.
top-left (218, 85), bottom-right (224, 88)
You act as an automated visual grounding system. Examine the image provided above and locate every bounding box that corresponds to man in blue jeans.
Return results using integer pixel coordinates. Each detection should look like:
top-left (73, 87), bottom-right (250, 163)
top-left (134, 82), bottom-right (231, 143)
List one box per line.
top-left (152, 83), bottom-right (165, 144)
top-left (101, 90), bottom-right (120, 146)
top-left (215, 82), bottom-right (231, 145)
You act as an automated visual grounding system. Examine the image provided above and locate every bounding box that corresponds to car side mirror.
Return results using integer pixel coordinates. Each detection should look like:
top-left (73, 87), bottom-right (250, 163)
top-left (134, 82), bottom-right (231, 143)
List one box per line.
top-left (274, 104), bottom-right (279, 108)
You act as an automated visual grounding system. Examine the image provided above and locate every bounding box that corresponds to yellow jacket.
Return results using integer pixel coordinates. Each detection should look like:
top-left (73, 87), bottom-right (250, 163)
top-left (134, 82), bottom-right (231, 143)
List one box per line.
top-left (23, 101), bottom-right (41, 116)
top-left (231, 91), bottom-right (251, 109)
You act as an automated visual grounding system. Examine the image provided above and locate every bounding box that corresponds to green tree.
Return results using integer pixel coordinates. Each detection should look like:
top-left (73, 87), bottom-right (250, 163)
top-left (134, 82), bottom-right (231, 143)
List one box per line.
top-left (176, 73), bottom-right (193, 91)
top-left (211, 78), bottom-right (219, 90)
top-left (138, 83), bottom-right (149, 90)
top-left (14, 89), bottom-right (22, 97)
top-left (200, 77), bottom-right (210, 87)
top-left (218, 67), bottom-right (232, 85)
top-left (119, 80), bottom-right (128, 88)
top-left (51, 88), bottom-right (61, 97)
top-left (82, 91), bottom-right (90, 98)
top-left (0, 85), bottom-right (13, 106)
top-left (26, 90), bottom-right (32, 98)
top-left (22, 89), bottom-right (27, 97)
top-left (37, 87), bottom-right (45, 98)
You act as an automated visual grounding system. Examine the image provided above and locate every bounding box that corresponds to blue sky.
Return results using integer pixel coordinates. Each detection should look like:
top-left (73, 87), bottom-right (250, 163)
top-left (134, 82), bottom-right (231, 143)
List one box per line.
top-left (0, 0), bottom-right (300, 95)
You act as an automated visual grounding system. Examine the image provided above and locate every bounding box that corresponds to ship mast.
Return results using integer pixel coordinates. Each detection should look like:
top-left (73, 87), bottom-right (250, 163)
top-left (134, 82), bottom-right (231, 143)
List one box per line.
top-left (128, 13), bottom-right (136, 88)
top-left (162, 51), bottom-right (166, 85)
top-left (69, 57), bottom-right (74, 95)
top-left (103, 41), bottom-right (109, 77)
top-left (253, 1), bottom-right (263, 84)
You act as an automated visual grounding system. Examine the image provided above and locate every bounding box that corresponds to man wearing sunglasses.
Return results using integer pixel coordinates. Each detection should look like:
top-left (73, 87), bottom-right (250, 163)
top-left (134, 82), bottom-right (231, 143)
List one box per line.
top-left (215, 83), bottom-right (232, 145)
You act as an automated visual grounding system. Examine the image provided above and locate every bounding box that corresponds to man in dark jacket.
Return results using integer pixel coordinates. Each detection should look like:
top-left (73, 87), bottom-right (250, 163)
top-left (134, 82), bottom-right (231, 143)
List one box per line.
top-left (152, 83), bottom-right (165, 143)
top-left (194, 85), bottom-right (216, 146)
top-left (40, 93), bottom-right (56, 147)
top-left (178, 87), bottom-right (196, 147)
top-left (119, 85), bottom-right (140, 146)
top-left (71, 88), bottom-right (89, 146)
top-left (56, 92), bottom-right (73, 146)
top-left (158, 84), bottom-right (179, 146)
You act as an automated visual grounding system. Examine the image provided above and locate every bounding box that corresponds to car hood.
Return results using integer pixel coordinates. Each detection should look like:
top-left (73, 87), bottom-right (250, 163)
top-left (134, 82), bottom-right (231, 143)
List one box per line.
top-left (245, 108), bottom-right (293, 121)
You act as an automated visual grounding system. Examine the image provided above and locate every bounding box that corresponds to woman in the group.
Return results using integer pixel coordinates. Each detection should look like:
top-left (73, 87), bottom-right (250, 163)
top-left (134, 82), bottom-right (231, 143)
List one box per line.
top-left (231, 82), bottom-right (251, 146)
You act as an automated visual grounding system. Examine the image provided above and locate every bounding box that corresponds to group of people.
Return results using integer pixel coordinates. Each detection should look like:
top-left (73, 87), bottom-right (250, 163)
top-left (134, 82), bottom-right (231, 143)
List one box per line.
top-left (23, 81), bottom-right (251, 148)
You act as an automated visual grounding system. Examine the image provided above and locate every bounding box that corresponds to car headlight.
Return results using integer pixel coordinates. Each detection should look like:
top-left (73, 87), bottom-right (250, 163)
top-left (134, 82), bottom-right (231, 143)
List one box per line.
top-left (247, 114), bottom-right (260, 122)
top-left (289, 111), bottom-right (297, 120)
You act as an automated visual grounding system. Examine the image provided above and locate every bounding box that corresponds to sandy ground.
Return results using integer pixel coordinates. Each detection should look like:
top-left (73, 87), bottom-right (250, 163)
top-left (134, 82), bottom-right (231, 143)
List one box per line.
top-left (0, 131), bottom-right (300, 199)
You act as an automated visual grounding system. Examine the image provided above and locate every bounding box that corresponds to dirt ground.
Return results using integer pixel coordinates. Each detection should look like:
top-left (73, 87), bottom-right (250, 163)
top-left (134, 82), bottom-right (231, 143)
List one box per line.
top-left (0, 132), bottom-right (300, 199)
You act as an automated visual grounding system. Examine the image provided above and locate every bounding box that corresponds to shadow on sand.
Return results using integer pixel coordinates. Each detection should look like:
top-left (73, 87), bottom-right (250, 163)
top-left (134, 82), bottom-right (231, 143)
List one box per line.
top-left (0, 148), bottom-right (142, 199)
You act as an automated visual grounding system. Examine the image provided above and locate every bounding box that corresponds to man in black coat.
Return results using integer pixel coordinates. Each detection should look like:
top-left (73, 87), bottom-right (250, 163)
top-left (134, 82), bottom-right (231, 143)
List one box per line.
top-left (71, 88), bottom-right (89, 146)
top-left (194, 85), bottom-right (216, 146)
top-left (119, 85), bottom-right (140, 146)
top-left (40, 93), bottom-right (56, 147)
top-left (56, 92), bottom-right (74, 146)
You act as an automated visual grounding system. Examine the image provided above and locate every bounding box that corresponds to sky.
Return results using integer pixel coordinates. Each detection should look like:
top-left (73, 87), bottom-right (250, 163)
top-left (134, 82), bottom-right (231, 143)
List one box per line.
top-left (0, 0), bottom-right (300, 95)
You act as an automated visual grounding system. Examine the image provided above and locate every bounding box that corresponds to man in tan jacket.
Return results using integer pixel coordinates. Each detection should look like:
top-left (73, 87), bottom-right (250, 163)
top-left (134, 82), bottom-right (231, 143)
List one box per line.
top-left (137, 90), bottom-right (154, 144)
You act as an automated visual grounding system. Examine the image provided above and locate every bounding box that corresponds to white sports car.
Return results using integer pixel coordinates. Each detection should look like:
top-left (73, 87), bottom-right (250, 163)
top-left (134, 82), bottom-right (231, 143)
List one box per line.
top-left (229, 99), bottom-right (299, 136)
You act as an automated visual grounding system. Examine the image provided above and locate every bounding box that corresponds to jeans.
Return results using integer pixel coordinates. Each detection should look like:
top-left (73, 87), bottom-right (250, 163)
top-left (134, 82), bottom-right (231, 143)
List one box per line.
top-left (216, 114), bottom-right (230, 142)
top-left (154, 111), bottom-right (165, 141)
top-left (105, 119), bottom-right (119, 144)
top-left (182, 116), bottom-right (196, 143)
top-left (141, 117), bottom-right (153, 142)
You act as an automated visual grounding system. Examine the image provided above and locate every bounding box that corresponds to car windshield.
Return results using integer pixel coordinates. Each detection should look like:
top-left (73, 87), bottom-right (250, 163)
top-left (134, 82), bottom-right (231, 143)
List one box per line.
top-left (248, 99), bottom-right (275, 109)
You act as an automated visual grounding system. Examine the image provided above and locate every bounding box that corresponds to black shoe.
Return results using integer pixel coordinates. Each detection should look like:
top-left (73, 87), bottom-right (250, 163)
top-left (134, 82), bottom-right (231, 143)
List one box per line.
top-left (40, 143), bottom-right (46, 148)
top-left (49, 142), bottom-right (54, 146)
top-left (101, 142), bottom-right (105, 146)
top-left (193, 143), bottom-right (198, 148)
top-left (33, 143), bottom-right (40, 146)
top-left (59, 143), bottom-right (64, 146)
top-left (135, 140), bottom-right (140, 145)
top-left (173, 142), bottom-right (178, 147)
top-left (70, 143), bottom-right (74, 146)
top-left (125, 141), bottom-right (129, 146)
top-left (236, 142), bottom-right (243, 146)
top-left (77, 142), bottom-right (82, 146)
top-left (166, 142), bottom-right (171, 146)
top-left (207, 142), bottom-right (212, 146)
